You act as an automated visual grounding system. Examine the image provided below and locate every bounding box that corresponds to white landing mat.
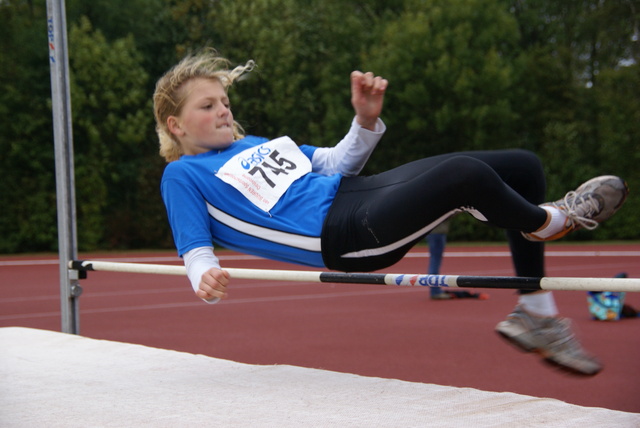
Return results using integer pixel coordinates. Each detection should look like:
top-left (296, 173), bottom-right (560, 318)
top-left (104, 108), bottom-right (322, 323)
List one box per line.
top-left (1, 327), bottom-right (638, 427)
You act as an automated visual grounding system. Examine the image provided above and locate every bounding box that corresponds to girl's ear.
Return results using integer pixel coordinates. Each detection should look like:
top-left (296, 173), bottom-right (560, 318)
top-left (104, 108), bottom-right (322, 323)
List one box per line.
top-left (167, 116), bottom-right (184, 137)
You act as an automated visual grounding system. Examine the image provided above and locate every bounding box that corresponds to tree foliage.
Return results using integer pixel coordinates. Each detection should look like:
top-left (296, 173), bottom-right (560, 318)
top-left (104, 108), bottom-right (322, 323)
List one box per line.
top-left (0, 0), bottom-right (638, 253)
top-left (364, 0), bottom-right (520, 168)
top-left (68, 17), bottom-right (157, 249)
top-left (0, 1), bottom-right (56, 252)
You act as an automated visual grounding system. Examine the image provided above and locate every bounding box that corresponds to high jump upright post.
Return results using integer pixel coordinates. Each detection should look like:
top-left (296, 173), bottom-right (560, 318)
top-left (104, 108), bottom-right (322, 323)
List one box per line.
top-left (47, 0), bottom-right (82, 334)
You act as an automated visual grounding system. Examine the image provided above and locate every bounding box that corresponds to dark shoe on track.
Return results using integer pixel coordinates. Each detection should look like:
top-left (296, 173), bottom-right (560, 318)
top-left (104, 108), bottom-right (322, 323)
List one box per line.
top-left (431, 291), bottom-right (489, 300)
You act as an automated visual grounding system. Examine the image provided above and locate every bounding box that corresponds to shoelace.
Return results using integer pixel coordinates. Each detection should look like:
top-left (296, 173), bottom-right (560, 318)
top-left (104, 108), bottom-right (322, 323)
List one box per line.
top-left (545, 320), bottom-right (576, 346)
top-left (553, 191), bottom-right (600, 230)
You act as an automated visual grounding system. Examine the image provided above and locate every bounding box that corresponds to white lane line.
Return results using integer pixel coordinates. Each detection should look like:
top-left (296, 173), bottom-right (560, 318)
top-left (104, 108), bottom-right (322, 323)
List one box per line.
top-left (0, 287), bottom-right (408, 321)
top-left (2, 250), bottom-right (638, 267)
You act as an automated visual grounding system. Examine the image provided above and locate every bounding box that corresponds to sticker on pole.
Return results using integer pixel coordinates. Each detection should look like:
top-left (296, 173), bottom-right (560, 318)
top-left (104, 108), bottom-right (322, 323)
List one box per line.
top-left (216, 136), bottom-right (311, 212)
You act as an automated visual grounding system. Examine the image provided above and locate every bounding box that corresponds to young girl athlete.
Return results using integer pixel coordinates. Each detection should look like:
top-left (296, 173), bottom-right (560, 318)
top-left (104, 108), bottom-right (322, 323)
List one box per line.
top-left (154, 49), bottom-right (628, 375)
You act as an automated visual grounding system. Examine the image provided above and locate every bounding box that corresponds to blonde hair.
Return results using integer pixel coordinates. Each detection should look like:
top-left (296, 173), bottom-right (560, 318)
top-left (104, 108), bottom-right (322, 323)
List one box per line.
top-left (153, 49), bottom-right (255, 162)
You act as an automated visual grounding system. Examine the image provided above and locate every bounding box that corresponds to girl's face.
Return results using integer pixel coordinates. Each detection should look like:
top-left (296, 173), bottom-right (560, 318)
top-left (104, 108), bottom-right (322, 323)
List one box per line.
top-left (168, 78), bottom-right (235, 155)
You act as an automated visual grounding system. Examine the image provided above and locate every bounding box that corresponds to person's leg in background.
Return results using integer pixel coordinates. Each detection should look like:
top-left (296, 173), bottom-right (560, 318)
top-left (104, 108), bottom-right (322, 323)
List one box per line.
top-left (427, 232), bottom-right (448, 299)
top-left (427, 225), bottom-right (489, 300)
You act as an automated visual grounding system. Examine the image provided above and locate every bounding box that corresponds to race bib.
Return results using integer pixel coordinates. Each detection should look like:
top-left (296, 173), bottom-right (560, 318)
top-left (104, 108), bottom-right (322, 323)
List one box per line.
top-left (216, 137), bottom-right (312, 212)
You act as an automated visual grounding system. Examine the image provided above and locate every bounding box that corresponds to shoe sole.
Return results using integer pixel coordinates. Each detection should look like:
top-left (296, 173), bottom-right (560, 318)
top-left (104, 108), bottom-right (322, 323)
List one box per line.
top-left (541, 356), bottom-right (602, 376)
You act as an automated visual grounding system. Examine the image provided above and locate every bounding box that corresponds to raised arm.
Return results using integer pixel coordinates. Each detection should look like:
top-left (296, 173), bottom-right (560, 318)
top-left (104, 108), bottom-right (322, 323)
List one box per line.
top-left (350, 71), bottom-right (388, 130)
top-left (310, 71), bottom-right (388, 176)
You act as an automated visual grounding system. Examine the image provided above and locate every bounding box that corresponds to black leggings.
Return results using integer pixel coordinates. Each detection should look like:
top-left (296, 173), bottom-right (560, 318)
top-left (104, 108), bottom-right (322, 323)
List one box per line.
top-left (321, 149), bottom-right (547, 291)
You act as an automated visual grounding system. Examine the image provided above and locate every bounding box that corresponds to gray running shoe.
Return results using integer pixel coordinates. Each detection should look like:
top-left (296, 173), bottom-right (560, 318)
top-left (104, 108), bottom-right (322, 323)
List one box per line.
top-left (523, 175), bottom-right (628, 242)
top-left (495, 305), bottom-right (602, 375)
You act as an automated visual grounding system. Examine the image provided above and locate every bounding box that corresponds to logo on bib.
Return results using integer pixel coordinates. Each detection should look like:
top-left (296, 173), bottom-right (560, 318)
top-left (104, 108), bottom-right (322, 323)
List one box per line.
top-left (216, 137), bottom-right (312, 212)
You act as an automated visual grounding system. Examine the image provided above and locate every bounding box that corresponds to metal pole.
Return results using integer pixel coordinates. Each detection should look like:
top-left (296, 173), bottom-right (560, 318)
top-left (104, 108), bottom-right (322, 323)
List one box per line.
top-left (47, 0), bottom-right (82, 334)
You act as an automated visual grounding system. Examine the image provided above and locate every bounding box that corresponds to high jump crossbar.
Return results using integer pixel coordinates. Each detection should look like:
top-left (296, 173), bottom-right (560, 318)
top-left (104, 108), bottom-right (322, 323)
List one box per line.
top-left (69, 260), bottom-right (640, 292)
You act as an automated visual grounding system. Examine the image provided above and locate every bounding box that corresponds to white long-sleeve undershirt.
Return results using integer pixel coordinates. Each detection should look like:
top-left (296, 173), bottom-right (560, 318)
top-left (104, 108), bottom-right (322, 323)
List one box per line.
top-left (310, 117), bottom-right (385, 176)
top-left (183, 246), bottom-right (221, 304)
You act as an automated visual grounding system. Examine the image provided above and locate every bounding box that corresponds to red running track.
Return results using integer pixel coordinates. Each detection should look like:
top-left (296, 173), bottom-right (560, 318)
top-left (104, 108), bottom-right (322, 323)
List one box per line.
top-left (1, 243), bottom-right (639, 413)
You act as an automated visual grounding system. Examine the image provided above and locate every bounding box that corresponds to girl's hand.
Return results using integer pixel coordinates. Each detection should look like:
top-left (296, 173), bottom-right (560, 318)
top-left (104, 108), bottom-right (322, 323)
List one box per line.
top-left (196, 267), bottom-right (230, 301)
top-left (350, 71), bottom-right (388, 131)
